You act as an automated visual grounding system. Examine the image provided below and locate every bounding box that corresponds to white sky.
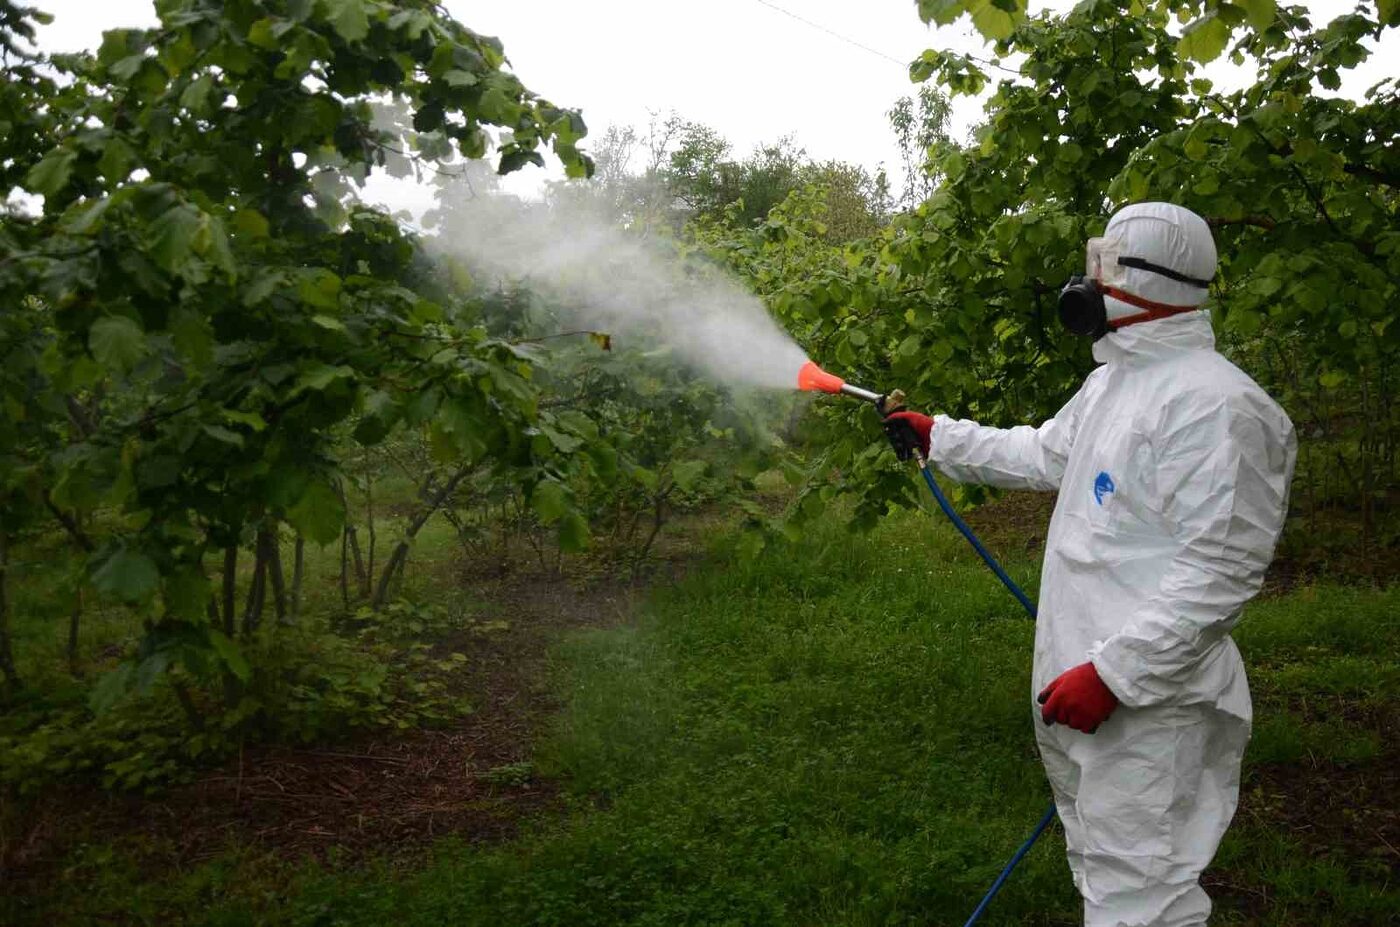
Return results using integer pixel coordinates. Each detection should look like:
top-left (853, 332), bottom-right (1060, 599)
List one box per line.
top-left (32, 0), bottom-right (1396, 216)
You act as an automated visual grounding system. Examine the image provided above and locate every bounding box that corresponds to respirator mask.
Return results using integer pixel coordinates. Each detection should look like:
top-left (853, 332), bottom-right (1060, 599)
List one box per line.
top-left (1058, 235), bottom-right (1213, 339)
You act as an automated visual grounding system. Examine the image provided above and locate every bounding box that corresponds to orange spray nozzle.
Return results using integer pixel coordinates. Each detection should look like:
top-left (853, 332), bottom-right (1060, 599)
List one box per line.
top-left (797, 360), bottom-right (845, 394)
top-left (796, 359), bottom-right (884, 405)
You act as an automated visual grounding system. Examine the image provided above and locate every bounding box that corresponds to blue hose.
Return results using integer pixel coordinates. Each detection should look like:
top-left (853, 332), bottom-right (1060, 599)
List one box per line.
top-left (960, 804), bottom-right (1059, 927)
top-left (915, 461), bottom-right (1057, 926)
top-left (917, 464), bottom-right (1037, 620)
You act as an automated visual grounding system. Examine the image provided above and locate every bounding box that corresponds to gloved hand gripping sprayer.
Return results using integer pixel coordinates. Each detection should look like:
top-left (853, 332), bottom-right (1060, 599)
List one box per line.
top-left (796, 360), bottom-right (1057, 927)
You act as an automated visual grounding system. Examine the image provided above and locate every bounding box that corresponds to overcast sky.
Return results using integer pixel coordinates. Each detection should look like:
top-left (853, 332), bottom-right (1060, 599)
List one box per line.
top-left (32, 0), bottom-right (1395, 215)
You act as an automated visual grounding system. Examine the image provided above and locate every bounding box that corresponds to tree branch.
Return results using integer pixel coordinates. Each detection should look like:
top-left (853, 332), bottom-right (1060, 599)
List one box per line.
top-left (1207, 215), bottom-right (1277, 231)
top-left (45, 499), bottom-right (94, 552)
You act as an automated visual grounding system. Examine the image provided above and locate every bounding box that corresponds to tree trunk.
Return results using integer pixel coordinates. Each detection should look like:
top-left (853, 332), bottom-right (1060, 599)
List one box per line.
top-left (291, 534), bottom-right (305, 622)
top-left (639, 492), bottom-right (669, 562)
top-left (340, 526), bottom-right (350, 611)
top-left (0, 533), bottom-right (20, 693)
top-left (67, 585), bottom-right (83, 677)
top-left (241, 533), bottom-right (267, 638)
top-left (373, 543), bottom-right (412, 609)
top-left (171, 678), bottom-right (204, 730)
top-left (222, 544), bottom-right (238, 638)
top-left (266, 525), bottom-right (288, 626)
top-left (1360, 368), bottom-right (1375, 564)
top-left (372, 463), bottom-right (472, 609)
top-left (346, 527), bottom-right (368, 595)
top-left (365, 479), bottom-right (376, 598)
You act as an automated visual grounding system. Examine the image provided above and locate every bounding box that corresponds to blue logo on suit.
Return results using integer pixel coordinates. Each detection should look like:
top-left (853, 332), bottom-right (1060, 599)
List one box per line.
top-left (1093, 471), bottom-right (1116, 506)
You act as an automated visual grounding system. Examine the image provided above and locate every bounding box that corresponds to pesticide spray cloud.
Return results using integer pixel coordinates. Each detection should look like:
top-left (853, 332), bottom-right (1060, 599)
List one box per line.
top-left (424, 180), bottom-right (809, 391)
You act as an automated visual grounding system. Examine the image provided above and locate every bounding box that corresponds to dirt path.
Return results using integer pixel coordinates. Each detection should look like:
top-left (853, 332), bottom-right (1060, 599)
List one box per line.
top-left (4, 563), bottom-right (662, 896)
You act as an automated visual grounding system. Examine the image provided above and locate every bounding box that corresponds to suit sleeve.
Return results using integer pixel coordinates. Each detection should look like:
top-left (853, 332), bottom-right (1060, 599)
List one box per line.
top-left (926, 377), bottom-right (1094, 491)
top-left (1089, 397), bottom-right (1296, 706)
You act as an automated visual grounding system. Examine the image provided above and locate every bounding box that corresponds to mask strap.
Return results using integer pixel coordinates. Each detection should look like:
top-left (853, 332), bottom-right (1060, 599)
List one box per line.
top-left (1101, 286), bottom-right (1202, 330)
top-left (1115, 256), bottom-right (1212, 288)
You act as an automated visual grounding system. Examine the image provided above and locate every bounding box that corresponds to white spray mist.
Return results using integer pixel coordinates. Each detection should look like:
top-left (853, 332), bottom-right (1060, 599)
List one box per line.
top-left (423, 181), bottom-right (810, 391)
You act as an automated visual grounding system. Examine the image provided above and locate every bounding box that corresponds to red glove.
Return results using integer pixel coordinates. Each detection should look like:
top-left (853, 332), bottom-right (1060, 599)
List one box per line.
top-left (1038, 662), bottom-right (1119, 733)
top-left (882, 410), bottom-right (934, 458)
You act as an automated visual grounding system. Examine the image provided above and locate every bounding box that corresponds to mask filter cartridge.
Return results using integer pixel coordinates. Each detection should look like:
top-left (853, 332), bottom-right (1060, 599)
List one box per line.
top-left (1058, 276), bottom-right (1108, 339)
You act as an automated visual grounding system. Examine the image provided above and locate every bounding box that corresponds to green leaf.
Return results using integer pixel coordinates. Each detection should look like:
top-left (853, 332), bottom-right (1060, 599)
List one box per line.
top-left (967, 0), bottom-right (1021, 41)
top-left (1180, 12), bottom-right (1231, 64)
top-left (557, 512), bottom-right (590, 553)
top-left (232, 208), bottom-right (270, 239)
top-left (918, 0), bottom-right (970, 26)
top-left (201, 424), bottom-right (245, 447)
top-left (61, 197), bottom-right (114, 235)
top-left (531, 480), bottom-right (569, 523)
top-left (321, 0), bottom-right (370, 43)
top-left (298, 269), bottom-right (342, 309)
top-left (97, 28), bottom-right (133, 67)
top-left (1235, 0), bottom-right (1276, 30)
top-left (170, 310), bottom-right (211, 369)
top-left (179, 73), bottom-right (215, 111)
top-left (1380, 0), bottom-right (1400, 27)
top-left (243, 270), bottom-right (282, 307)
top-left (25, 148), bottom-right (77, 197)
top-left (292, 363), bottom-right (355, 395)
top-left (499, 149), bottom-right (546, 174)
top-left (672, 460), bottom-right (707, 492)
top-left (443, 69), bottom-right (478, 87)
top-left (631, 465), bottom-right (659, 491)
top-left (89, 316), bottom-right (147, 371)
top-left (222, 409), bottom-right (267, 431)
top-left (203, 215), bottom-right (237, 279)
top-left (287, 479), bottom-right (345, 544)
top-left (538, 423), bottom-right (583, 453)
top-left (89, 663), bottom-right (135, 713)
top-left (99, 137), bottom-right (137, 182)
top-left (93, 549), bottom-right (160, 604)
top-left (248, 17), bottom-right (280, 50)
top-left (207, 630), bottom-right (252, 682)
top-left (147, 203), bottom-right (202, 273)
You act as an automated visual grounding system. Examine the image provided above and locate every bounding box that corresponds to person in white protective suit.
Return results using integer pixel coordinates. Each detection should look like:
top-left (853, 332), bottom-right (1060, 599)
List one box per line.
top-left (885, 202), bottom-right (1296, 927)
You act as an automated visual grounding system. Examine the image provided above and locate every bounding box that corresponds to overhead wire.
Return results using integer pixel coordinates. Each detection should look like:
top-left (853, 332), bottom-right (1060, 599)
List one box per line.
top-left (750, 0), bottom-right (1025, 80)
top-left (750, 0), bottom-right (909, 69)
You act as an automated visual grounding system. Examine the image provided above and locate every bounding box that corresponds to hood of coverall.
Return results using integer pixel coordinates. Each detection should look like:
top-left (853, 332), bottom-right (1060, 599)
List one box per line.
top-left (1094, 202), bottom-right (1217, 329)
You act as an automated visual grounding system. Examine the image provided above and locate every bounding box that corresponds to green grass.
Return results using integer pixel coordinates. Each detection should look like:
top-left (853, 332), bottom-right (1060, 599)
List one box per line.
top-left (11, 504), bottom-right (1399, 926)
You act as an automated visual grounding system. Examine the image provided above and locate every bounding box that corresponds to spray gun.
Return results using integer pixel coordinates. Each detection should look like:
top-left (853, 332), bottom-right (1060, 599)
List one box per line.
top-left (796, 361), bottom-right (925, 464)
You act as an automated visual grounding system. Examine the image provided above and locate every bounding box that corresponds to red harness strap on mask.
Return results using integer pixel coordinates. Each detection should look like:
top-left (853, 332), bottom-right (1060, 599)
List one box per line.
top-left (1102, 285), bottom-right (1201, 330)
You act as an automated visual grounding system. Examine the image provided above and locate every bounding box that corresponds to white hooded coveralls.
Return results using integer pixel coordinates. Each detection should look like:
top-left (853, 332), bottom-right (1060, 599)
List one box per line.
top-left (927, 204), bottom-right (1296, 927)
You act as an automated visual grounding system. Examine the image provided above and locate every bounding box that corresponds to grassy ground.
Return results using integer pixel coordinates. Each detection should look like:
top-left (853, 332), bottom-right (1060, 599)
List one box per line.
top-left (16, 497), bottom-right (1392, 926)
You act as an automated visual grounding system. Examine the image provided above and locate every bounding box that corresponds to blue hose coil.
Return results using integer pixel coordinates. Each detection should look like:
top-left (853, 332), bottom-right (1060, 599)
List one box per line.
top-left (915, 462), bottom-right (1056, 926)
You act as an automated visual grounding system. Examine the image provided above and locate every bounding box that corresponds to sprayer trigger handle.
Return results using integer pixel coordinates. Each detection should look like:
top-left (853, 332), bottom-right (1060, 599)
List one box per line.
top-left (882, 417), bottom-right (922, 463)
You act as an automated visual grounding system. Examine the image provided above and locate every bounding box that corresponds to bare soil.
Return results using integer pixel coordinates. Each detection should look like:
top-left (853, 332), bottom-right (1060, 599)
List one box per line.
top-left (2, 558), bottom-right (675, 900)
top-left (1208, 729), bottom-right (1400, 918)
